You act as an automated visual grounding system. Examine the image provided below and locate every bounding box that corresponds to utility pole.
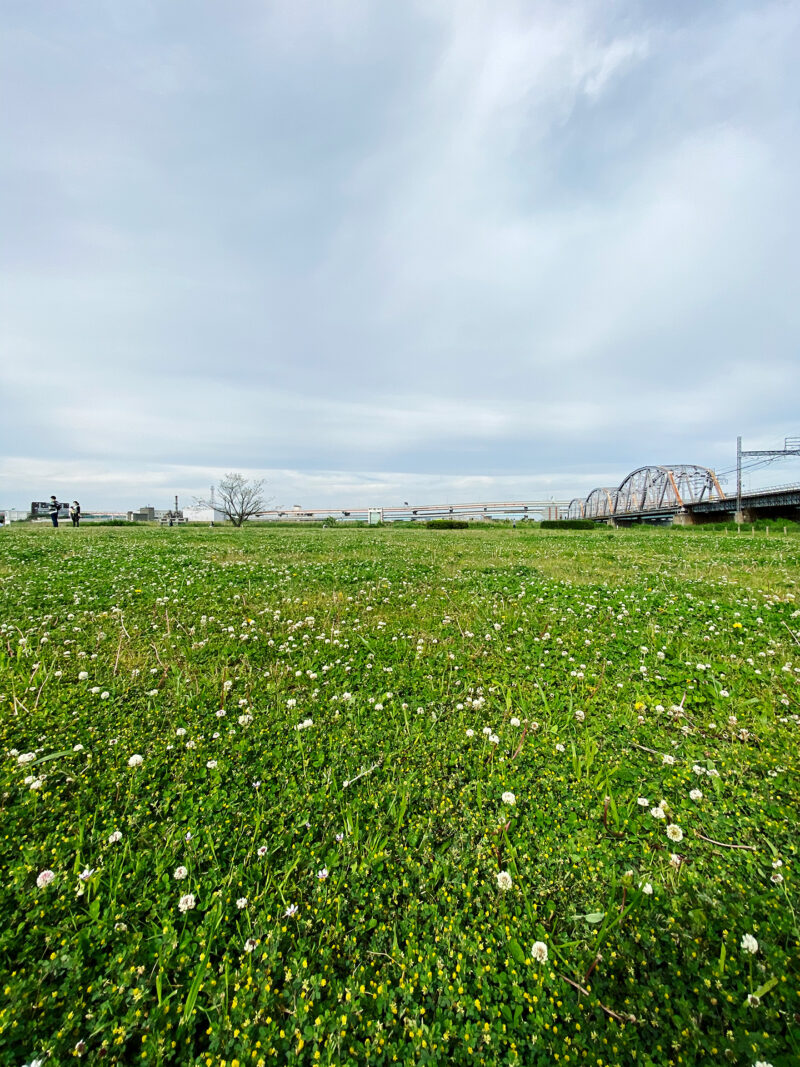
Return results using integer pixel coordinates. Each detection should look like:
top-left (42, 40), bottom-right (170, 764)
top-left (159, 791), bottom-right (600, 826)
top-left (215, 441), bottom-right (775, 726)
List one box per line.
top-left (735, 435), bottom-right (800, 522)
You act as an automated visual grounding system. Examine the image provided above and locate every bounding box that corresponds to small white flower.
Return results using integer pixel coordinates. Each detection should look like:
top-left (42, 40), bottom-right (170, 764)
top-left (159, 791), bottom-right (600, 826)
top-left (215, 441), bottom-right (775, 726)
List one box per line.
top-left (669, 852), bottom-right (682, 868)
top-left (488, 733), bottom-right (499, 745)
top-left (772, 859), bottom-right (783, 869)
top-left (73, 743), bottom-right (84, 752)
top-left (666, 824), bottom-right (683, 843)
top-left (740, 933), bottom-right (759, 954)
top-left (78, 671), bottom-right (89, 681)
top-left (689, 789), bottom-right (703, 800)
top-left (637, 797), bottom-right (649, 807)
top-left (574, 710), bottom-right (585, 722)
top-left (206, 760), bottom-right (217, 769)
top-left (640, 881), bottom-right (653, 895)
top-left (236, 897), bottom-right (248, 909)
top-left (257, 845), bottom-right (268, 857)
top-left (78, 868), bottom-right (95, 881)
top-left (127, 754), bottom-right (143, 767)
top-left (285, 903), bottom-right (299, 917)
top-left (108, 830), bottom-right (122, 844)
top-left (29, 778), bottom-right (43, 790)
top-left (662, 754), bottom-right (675, 766)
top-left (496, 870), bottom-right (513, 891)
top-left (465, 728), bottom-right (475, 737)
top-left (770, 872), bottom-right (784, 884)
top-left (176, 727), bottom-right (187, 737)
top-left (335, 832), bottom-right (344, 842)
top-left (244, 937), bottom-right (257, 952)
top-left (17, 752), bottom-right (36, 765)
top-left (509, 716), bottom-right (521, 727)
top-left (317, 867), bottom-right (329, 880)
top-left (530, 940), bottom-right (548, 963)
top-left (501, 791), bottom-right (516, 806)
top-left (555, 743), bottom-right (565, 753)
top-left (173, 866), bottom-right (188, 880)
top-left (482, 726), bottom-right (492, 736)
top-left (650, 807), bottom-right (666, 820)
top-left (178, 893), bottom-right (196, 913)
top-left (36, 869), bottom-right (55, 888)
top-left (100, 691), bottom-right (110, 700)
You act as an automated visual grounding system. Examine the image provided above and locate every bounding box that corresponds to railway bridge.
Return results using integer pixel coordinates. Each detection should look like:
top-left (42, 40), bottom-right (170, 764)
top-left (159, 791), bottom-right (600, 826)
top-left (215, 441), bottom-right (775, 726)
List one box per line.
top-left (565, 465), bottom-right (800, 525)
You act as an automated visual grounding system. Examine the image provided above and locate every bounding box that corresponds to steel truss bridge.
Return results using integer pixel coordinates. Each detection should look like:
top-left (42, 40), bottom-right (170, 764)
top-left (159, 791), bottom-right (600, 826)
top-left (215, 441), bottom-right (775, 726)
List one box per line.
top-left (566, 465), bottom-right (800, 523)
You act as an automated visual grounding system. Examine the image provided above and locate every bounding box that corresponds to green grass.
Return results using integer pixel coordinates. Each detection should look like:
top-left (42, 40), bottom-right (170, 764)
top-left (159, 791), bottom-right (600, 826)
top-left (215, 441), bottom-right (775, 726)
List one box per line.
top-left (1, 525), bottom-right (798, 1066)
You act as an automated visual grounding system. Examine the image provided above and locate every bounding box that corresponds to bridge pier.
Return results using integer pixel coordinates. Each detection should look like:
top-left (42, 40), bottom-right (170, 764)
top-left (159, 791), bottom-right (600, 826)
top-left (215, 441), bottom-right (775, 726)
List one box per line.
top-left (673, 511), bottom-right (723, 526)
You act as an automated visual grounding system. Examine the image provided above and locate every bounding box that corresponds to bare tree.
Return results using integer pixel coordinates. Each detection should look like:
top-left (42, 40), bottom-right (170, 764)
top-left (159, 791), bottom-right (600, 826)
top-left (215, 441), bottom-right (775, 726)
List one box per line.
top-left (198, 473), bottom-right (267, 527)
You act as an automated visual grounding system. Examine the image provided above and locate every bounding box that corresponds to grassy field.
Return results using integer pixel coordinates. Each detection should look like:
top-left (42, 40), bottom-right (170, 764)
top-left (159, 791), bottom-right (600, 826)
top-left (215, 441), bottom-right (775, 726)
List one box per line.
top-left (1, 524), bottom-right (798, 1066)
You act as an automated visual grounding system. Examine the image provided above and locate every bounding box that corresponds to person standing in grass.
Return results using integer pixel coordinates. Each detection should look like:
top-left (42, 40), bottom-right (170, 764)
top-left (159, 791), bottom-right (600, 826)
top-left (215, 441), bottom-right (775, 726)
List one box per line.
top-left (70, 501), bottom-right (81, 527)
top-left (49, 496), bottom-right (61, 527)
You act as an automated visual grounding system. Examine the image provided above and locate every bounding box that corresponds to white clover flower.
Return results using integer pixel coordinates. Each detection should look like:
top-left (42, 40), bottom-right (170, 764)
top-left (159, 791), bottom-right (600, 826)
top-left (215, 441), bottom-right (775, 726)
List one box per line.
top-left (770, 872), bottom-right (784, 884)
top-left (669, 853), bottom-right (682, 868)
top-left (173, 866), bottom-right (188, 880)
top-left (482, 726), bottom-right (492, 736)
top-left (666, 824), bottom-right (683, 843)
top-left (501, 791), bottom-right (516, 806)
top-left (244, 938), bottom-right (257, 952)
top-left (662, 754), bottom-right (675, 766)
top-left (223, 681), bottom-right (233, 691)
top-left (531, 941), bottom-right (548, 963)
top-left (488, 733), bottom-right (499, 745)
top-left (555, 743), bottom-right (565, 753)
top-left (465, 728), bottom-right (475, 737)
top-left (90, 687), bottom-right (100, 694)
top-left (100, 691), bottom-right (110, 700)
top-left (17, 752), bottom-right (36, 765)
top-left (216, 709), bottom-right (227, 718)
top-left (178, 893), bottom-right (196, 913)
top-left (78, 671), bottom-right (89, 681)
top-left (509, 717), bottom-right (521, 727)
top-left (36, 869), bottom-right (55, 888)
top-left (640, 882), bottom-right (653, 895)
top-left (650, 807), bottom-right (666, 820)
top-left (29, 778), bottom-right (43, 790)
top-left (637, 797), bottom-right (649, 807)
top-left (772, 859), bottom-right (783, 869)
top-left (206, 760), bottom-right (217, 769)
top-left (574, 710), bottom-right (585, 722)
top-left (689, 789), bottom-right (703, 801)
top-left (740, 933), bottom-right (759, 954)
top-left (236, 897), bottom-right (248, 909)
top-left (127, 754), bottom-right (143, 767)
top-left (238, 713), bottom-right (253, 726)
top-left (257, 845), bottom-right (268, 857)
top-left (73, 743), bottom-right (84, 752)
top-left (496, 870), bottom-right (512, 891)
top-left (108, 830), bottom-right (122, 844)
top-left (176, 728), bottom-right (187, 737)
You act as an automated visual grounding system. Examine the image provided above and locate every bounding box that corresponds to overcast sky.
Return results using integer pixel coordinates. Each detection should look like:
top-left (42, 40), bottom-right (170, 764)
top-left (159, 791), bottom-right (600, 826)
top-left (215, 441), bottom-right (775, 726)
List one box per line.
top-left (2, 0), bottom-right (799, 511)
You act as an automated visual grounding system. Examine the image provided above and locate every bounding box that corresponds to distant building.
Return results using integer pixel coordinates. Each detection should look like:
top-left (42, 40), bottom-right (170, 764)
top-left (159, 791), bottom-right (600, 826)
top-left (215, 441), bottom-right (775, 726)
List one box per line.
top-left (183, 506), bottom-right (227, 523)
top-left (127, 506), bottom-right (156, 522)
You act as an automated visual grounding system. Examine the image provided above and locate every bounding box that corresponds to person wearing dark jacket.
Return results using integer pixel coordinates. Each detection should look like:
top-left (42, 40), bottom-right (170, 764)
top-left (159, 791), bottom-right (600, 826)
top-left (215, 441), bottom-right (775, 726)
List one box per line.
top-left (70, 502), bottom-right (81, 527)
top-left (49, 496), bottom-right (60, 527)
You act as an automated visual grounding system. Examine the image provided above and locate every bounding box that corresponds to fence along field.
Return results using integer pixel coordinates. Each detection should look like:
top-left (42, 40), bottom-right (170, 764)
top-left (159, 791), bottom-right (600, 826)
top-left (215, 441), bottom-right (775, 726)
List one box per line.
top-left (0, 524), bottom-right (798, 1066)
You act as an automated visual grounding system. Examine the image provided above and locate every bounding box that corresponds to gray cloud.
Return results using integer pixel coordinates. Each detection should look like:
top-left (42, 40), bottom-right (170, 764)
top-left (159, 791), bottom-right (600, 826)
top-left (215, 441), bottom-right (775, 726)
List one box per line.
top-left (1, 0), bottom-right (798, 510)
